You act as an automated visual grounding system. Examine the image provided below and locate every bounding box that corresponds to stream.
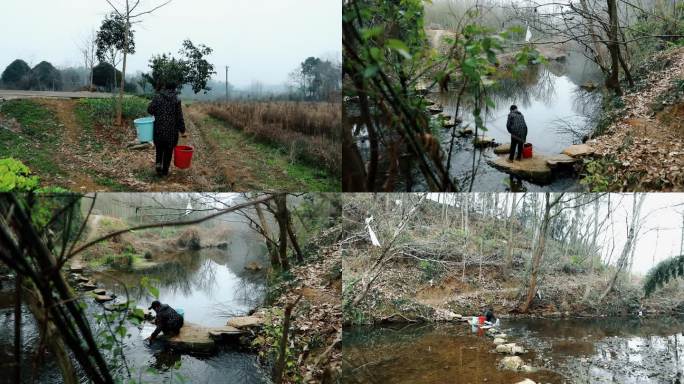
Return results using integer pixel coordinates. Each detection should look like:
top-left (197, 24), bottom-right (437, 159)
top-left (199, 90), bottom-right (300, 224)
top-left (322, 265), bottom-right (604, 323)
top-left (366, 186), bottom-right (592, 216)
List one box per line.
top-left (343, 316), bottom-right (684, 383)
top-left (348, 52), bottom-right (605, 192)
top-left (0, 230), bottom-right (272, 383)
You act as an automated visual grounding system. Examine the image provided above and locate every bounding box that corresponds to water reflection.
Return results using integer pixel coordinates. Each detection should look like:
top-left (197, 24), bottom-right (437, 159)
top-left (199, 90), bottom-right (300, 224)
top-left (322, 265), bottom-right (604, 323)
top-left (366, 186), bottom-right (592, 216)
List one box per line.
top-left (96, 245), bottom-right (267, 327)
top-left (347, 54), bottom-right (604, 191)
top-left (344, 317), bottom-right (684, 384)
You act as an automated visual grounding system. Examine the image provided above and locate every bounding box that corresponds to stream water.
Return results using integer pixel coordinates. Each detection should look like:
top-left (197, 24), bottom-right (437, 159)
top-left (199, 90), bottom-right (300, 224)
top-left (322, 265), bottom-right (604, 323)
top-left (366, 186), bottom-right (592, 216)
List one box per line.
top-left (0, 230), bottom-right (272, 383)
top-left (348, 52), bottom-right (605, 192)
top-left (343, 316), bottom-right (684, 383)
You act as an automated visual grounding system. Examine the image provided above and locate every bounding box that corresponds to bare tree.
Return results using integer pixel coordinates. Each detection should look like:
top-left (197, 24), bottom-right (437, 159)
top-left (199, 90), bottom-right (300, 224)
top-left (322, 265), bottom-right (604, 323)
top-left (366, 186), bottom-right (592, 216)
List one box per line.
top-left (104, 0), bottom-right (173, 125)
top-left (78, 30), bottom-right (98, 90)
top-left (598, 193), bottom-right (646, 302)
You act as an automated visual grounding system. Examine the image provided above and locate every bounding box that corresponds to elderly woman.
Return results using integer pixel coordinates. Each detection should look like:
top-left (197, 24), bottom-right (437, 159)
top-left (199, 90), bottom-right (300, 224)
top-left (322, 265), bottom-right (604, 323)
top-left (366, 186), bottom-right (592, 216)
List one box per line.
top-left (147, 82), bottom-right (186, 176)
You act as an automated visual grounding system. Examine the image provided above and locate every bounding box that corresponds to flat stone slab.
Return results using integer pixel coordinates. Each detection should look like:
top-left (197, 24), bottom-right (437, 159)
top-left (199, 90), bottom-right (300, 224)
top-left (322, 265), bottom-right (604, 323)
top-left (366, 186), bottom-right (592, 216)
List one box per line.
top-left (562, 144), bottom-right (595, 158)
top-left (208, 326), bottom-right (244, 338)
top-left (427, 105), bottom-right (443, 114)
top-left (227, 316), bottom-right (265, 329)
top-left (458, 127), bottom-right (473, 136)
top-left (546, 154), bottom-right (576, 168)
top-left (164, 323), bottom-right (245, 352)
top-left (496, 343), bottom-right (525, 355)
top-left (473, 136), bottom-right (496, 147)
top-left (94, 295), bottom-right (114, 303)
top-left (489, 155), bottom-right (553, 184)
top-left (80, 282), bottom-right (97, 291)
top-left (441, 114), bottom-right (461, 128)
top-left (500, 355), bottom-right (524, 370)
top-left (244, 262), bottom-right (263, 272)
top-left (76, 276), bottom-right (90, 283)
top-left (494, 143), bottom-right (511, 154)
top-left (92, 288), bottom-right (106, 295)
top-left (165, 323), bottom-right (216, 352)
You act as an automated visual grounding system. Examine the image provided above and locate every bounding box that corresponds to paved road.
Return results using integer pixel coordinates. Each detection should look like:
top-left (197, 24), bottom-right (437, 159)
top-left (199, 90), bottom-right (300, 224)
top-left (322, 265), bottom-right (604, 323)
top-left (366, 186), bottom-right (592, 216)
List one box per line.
top-left (0, 90), bottom-right (119, 100)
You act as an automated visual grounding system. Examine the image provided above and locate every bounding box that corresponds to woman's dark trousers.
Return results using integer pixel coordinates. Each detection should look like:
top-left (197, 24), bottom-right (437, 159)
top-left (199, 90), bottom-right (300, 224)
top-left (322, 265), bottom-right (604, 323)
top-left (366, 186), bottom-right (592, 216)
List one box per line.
top-left (509, 136), bottom-right (524, 160)
top-left (155, 143), bottom-right (174, 175)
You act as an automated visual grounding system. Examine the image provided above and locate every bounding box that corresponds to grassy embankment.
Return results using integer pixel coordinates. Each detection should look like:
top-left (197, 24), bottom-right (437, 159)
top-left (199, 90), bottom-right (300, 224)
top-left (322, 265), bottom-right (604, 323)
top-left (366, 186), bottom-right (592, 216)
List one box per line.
top-left (0, 96), bottom-right (149, 190)
top-left (0, 99), bottom-right (65, 181)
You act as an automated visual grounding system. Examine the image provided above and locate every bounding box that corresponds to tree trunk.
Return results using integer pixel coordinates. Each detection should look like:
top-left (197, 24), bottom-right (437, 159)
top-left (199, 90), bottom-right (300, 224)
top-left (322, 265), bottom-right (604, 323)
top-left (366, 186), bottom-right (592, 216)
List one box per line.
top-left (256, 203), bottom-right (279, 268)
top-left (591, 197), bottom-right (599, 272)
top-left (14, 274), bottom-right (21, 384)
top-left (273, 295), bottom-right (301, 384)
top-left (506, 193), bottom-right (517, 273)
top-left (117, 9), bottom-right (129, 126)
top-left (24, 287), bottom-right (78, 384)
top-left (520, 192), bottom-right (552, 313)
top-left (286, 212), bottom-right (303, 263)
top-left (598, 193), bottom-right (645, 302)
top-left (274, 194), bottom-right (290, 270)
top-left (580, 0), bottom-right (607, 70)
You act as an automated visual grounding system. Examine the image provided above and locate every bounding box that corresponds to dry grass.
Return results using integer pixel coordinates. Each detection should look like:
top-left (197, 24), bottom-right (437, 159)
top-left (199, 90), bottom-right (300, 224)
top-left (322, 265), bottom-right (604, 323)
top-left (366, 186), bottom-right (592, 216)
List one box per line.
top-left (203, 101), bottom-right (340, 176)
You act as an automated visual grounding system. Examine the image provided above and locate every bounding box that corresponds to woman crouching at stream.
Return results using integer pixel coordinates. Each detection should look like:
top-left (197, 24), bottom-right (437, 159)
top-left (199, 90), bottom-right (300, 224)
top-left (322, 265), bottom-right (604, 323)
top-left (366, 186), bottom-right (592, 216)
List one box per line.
top-left (147, 81), bottom-right (187, 177)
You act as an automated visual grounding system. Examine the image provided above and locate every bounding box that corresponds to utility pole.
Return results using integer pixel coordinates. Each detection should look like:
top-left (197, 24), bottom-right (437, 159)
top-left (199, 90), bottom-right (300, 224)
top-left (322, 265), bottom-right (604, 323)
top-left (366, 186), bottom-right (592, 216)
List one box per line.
top-left (225, 65), bottom-right (229, 101)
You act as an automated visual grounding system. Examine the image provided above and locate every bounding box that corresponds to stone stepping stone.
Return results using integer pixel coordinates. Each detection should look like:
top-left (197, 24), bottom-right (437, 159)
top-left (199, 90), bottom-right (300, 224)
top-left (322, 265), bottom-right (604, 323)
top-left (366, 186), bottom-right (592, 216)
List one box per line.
top-left (428, 105), bottom-right (443, 114)
top-left (562, 144), bottom-right (595, 157)
top-left (494, 143), bottom-right (511, 154)
top-left (80, 282), bottom-right (97, 291)
top-left (489, 155), bottom-right (553, 184)
top-left (227, 316), bottom-right (265, 329)
top-left (208, 326), bottom-right (244, 338)
top-left (473, 136), bottom-right (496, 147)
top-left (496, 342), bottom-right (525, 355)
top-left (546, 154), bottom-right (576, 168)
top-left (92, 288), bottom-right (106, 295)
top-left (75, 275), bottom-right (90, 283)
top-left (244, 262), bottom-right (263, 272)
top-left (458, 127), bottom-right (473, 136)
top-left (499, 355), bottom-right (524, 370)
top-left (94, 295), bottom-right (114, 303)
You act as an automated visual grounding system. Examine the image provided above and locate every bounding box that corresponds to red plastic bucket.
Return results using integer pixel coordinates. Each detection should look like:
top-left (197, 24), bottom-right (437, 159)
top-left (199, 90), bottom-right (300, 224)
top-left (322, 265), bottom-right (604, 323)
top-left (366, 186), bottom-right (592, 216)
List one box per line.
top-left (174, 145), bottom-right (194, 169)
top-left (522, 143), bottom-right (533, 158)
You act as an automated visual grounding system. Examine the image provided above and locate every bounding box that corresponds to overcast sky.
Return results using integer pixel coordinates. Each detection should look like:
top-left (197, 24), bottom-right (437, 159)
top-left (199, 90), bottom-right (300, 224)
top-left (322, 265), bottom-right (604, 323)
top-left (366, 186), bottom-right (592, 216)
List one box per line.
top-left (0, 0), bottom-right (341, 88)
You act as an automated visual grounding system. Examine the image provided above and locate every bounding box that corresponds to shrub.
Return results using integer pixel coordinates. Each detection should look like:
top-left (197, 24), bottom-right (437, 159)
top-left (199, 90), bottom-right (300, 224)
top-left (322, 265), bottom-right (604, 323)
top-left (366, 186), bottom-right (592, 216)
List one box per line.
top-left (0, 158), bottom-right (39, 191)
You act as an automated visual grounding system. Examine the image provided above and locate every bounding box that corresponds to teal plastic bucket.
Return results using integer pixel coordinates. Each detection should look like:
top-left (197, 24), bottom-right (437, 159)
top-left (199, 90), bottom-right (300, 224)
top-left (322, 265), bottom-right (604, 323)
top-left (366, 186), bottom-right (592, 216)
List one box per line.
top-left (134, 116), bottom-right (155, 142)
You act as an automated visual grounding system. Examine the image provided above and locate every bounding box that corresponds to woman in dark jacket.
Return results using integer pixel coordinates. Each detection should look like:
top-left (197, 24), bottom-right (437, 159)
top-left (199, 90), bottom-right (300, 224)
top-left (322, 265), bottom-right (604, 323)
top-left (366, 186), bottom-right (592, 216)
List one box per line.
top-left (506, 105), bottom-right (528, 161)
top-left (147, 82), bottom-right (186, 176)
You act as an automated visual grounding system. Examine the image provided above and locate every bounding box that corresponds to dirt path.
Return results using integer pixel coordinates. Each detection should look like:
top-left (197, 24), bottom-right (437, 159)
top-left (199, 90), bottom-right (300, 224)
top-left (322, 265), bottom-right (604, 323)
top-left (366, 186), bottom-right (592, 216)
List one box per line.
top-left (40, 99), bottom-right (102, 191)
